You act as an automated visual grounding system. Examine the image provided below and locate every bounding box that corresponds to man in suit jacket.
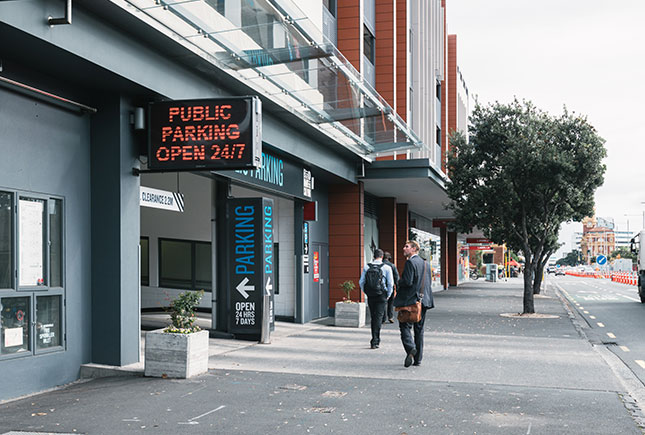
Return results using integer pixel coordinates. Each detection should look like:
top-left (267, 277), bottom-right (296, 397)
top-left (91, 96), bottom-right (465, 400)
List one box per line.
top-left (393, 240), bottom-right (434, 367)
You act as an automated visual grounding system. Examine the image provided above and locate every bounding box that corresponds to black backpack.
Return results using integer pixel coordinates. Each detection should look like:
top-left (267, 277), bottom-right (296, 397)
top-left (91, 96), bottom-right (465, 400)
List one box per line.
top-left (364, 263), bottom-right (385, 297)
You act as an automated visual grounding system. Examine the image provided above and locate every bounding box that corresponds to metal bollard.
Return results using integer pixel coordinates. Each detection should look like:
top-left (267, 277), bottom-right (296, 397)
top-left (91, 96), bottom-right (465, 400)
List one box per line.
top-left (260, 293), bottom-right (271, 344)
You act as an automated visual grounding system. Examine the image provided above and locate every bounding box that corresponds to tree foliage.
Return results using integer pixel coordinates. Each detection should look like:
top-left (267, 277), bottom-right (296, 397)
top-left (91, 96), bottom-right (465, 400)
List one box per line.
top-left (557, 250), bottom-right (582, 266)
top-left (447, 99), bottom-right (606, 313)
top-left (609, 246), bottom-right (637, 262)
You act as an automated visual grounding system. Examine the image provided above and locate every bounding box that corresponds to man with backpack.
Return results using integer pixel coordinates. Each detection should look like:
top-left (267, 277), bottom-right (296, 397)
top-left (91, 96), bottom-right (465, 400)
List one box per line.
top-left (359, 248), bottom-right (394, 349)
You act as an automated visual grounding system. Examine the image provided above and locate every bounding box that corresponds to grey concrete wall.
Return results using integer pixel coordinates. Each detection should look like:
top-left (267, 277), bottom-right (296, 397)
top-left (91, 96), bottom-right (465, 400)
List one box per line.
top-left (0, 86), bottom-right (92, 402)
top-left (90, 94), bottom-right (140, 366)
top-left (0, 0), bottom-right (357, 183)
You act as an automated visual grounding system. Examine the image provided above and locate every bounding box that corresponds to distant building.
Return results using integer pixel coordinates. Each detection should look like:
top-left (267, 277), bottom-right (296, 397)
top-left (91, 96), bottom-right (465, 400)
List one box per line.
top-left (572, 231), bottom-right (582, 251)
top-left (580, 216), bottom-right (615, 263)
top-left (614, 230), bottom-right (635, 250)
top-left (596, 216), bottom-right (615, 230)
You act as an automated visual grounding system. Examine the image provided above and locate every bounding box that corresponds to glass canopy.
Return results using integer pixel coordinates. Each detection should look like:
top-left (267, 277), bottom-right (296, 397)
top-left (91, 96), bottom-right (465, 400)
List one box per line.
top-left (118, 0), bottom-right (425, 157)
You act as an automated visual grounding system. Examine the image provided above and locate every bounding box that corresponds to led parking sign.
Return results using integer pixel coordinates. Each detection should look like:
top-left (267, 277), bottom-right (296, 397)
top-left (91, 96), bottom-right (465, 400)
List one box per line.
top-left (148, 97), bottom-right (262, 170)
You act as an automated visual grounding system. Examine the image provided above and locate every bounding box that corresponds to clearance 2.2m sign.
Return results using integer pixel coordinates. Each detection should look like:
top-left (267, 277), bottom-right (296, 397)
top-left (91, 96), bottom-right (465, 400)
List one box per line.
top-left (148, 97), bottom-right (262, 171)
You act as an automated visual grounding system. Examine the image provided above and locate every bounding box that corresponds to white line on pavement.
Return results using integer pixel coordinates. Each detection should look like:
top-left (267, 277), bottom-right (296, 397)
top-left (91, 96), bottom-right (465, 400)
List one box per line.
top-left (635, 360), bottom-right (645, 369)
top-left (179, 405), bottom-right (227, 425)
top-left (607, 332), bottom-right (616, 339)
top-left (597, 322), bottom-right (605, 327)
top-left (620, 294), bottom-right (641, 302)
top-left (590, 315), bottom-right (596, 319)
top-left (620, 346), bottom-right (630, 352)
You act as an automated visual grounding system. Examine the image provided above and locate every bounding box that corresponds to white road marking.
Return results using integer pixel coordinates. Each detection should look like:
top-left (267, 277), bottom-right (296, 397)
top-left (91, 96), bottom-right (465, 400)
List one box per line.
top-left (636, 360), bottom-right (645, 369)
top-left (590, 315), bottom-right (596, 319)
top-left (191, 406), bottom-right (226, 420)
top-left (607, 332), bottom-right (616, 339)
top-left (597, 322), bottom-right (605, 327)
top-left (178, 405), bottom-right (226, 425)
top-left (583, 310), bottom-right (589, 314)
top-left (620, 346), bottom-right (630, 352)
top-left (620, 294), bottom-right (641, 302)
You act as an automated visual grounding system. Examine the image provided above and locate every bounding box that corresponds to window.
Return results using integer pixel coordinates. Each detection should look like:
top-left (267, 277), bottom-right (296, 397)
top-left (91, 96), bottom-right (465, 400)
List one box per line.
top-left (323, 0), bottom-right (336, 17)
top-left (0, 192), bottom-right (13, 289)
top-left (141, 237), bottom-right (149, 286)
top-left (0, 190), bottom-right (65, 358)
top-left (206, 0), bottom-right (225, 15)
top-left (36, 295), bottom-right (62, 351)
top-left (159, 239), bottom-right (212, 291)
top-left (1, 296), bottom-right (30, 355)
top-left (19, 197), bottom-right (46, 288)
top-left (363, 25), bottom-right (375, 64)
top-left (49, 199), bottom-right (63, 288)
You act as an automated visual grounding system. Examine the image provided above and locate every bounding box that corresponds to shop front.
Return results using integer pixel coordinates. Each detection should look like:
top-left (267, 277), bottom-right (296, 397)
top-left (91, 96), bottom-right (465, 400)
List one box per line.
top-left (140, 145), bottom-right (331, 327)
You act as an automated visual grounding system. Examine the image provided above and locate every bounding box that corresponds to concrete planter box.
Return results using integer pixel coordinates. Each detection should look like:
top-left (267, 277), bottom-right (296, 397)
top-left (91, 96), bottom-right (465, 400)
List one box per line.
top-left (144, 329), bottom-right (209, 378)
top-left (334, 301), bottom-right (366, 327)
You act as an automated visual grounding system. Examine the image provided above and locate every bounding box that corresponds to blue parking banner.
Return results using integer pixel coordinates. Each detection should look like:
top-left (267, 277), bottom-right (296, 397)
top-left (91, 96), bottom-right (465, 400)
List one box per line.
top-left (228, 197), bottom-right (275, 337)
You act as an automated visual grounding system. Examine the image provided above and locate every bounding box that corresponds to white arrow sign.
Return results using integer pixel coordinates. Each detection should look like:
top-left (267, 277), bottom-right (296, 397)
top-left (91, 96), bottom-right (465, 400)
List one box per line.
top-left (265, 276), bottom-right (273, 296)
top-left (236, 277), bottom-right (254, 299)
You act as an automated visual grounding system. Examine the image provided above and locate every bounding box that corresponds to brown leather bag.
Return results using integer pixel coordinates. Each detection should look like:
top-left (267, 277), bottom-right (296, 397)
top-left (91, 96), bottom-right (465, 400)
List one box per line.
top-left (395, 260), bottom-right (427, 323)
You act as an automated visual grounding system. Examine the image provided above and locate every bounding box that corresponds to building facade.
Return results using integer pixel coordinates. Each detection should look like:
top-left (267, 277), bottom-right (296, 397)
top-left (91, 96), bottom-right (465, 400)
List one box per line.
top-left (0, 0), bottom-right (468, 401)
top-left (581, 217), bottom-right (616, 263)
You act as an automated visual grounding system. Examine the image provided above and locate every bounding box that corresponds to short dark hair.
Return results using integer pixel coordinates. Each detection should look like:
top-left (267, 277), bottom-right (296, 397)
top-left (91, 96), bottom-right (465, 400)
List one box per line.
top-left (383, 251), bottom-right (392, 261)
top-left (373, 248), bottom-right (384, 259)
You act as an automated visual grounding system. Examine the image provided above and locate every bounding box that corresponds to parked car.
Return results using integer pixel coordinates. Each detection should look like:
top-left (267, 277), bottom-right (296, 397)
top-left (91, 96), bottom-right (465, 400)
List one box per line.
top-left (555, 269), bottom-right (566, 276)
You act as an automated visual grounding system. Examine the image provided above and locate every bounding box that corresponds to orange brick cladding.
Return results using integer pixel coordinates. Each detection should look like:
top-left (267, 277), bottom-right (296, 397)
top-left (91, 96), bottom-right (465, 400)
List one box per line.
top-left (448, 34), bottom-right (457, 143)
top-left (337, 1), bottom-right (361, 72)
top-left (329, 183), bottom-right (364, 306)
top-left (396, 0), bottom-right (407, 120)
top-left (378, 197), bottom-right (397, 265)
top-left (396, 203), bottom-right (409, 274)
top-left (375, 0), bottom-right (396, 108)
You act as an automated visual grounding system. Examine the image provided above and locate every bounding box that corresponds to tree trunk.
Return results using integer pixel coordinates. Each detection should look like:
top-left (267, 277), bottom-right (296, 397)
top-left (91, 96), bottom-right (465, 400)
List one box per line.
top-left (522, 264), bottom-right (535, 314)
top-left (533, 263), bottom-right (544, 294)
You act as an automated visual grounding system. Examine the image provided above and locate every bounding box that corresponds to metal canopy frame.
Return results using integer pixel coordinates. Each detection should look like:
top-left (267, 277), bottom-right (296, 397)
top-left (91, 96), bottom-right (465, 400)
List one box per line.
top-left (117, 0), bottom-right (426, 159)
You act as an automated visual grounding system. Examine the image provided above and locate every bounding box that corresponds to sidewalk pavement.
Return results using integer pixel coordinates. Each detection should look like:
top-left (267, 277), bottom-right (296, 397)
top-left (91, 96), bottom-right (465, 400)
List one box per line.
top-left (0, 278), bottom-right (643, 434)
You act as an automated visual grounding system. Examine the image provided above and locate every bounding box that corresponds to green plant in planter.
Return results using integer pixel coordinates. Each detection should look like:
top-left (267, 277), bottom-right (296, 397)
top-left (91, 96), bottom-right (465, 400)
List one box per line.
top-left (164, 290), bottom-right (204, 334)
top-left (339, 280), bottom-right (356, 303)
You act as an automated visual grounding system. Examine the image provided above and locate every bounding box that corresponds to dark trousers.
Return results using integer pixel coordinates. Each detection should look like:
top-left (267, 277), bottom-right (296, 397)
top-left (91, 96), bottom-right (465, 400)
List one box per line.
top-left (367, 296), bottom-right (387, 346)
top-left (383, 291), bottom-right (395, 322)
top-left (399, 306), bottom-right (429, 363)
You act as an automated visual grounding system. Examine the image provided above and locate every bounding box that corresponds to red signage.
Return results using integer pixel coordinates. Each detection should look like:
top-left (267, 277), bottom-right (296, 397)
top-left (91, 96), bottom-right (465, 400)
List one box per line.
top-left (464, 246), bottom-right (493, 251)
top-left (148, 97), bottom-right (262, 171)
top-left (313, 251), bottom-right (320, 282)
top-left (466, 238), bottom-right (491, 244)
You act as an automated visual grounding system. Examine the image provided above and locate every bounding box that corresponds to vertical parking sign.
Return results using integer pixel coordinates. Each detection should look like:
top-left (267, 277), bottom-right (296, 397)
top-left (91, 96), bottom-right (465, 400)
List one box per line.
top-left (228, 197), bottom-right (274, 337)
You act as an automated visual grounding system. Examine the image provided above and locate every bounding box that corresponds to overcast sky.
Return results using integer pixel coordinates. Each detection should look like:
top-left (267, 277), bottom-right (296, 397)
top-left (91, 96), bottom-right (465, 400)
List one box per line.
top-left (446, 0), bottom-right (645, 257)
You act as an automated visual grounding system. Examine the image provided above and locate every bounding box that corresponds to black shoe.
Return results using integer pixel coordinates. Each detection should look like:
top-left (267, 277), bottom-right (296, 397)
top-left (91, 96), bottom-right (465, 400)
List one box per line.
top-left (388, 318), bottom-right (394, 323)
top-left (404, 348), bottom-right (417, 367)
top-left (371, 344), bottom-right (379, 349)
top-left (413, 361), bottom-right (421, 366)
